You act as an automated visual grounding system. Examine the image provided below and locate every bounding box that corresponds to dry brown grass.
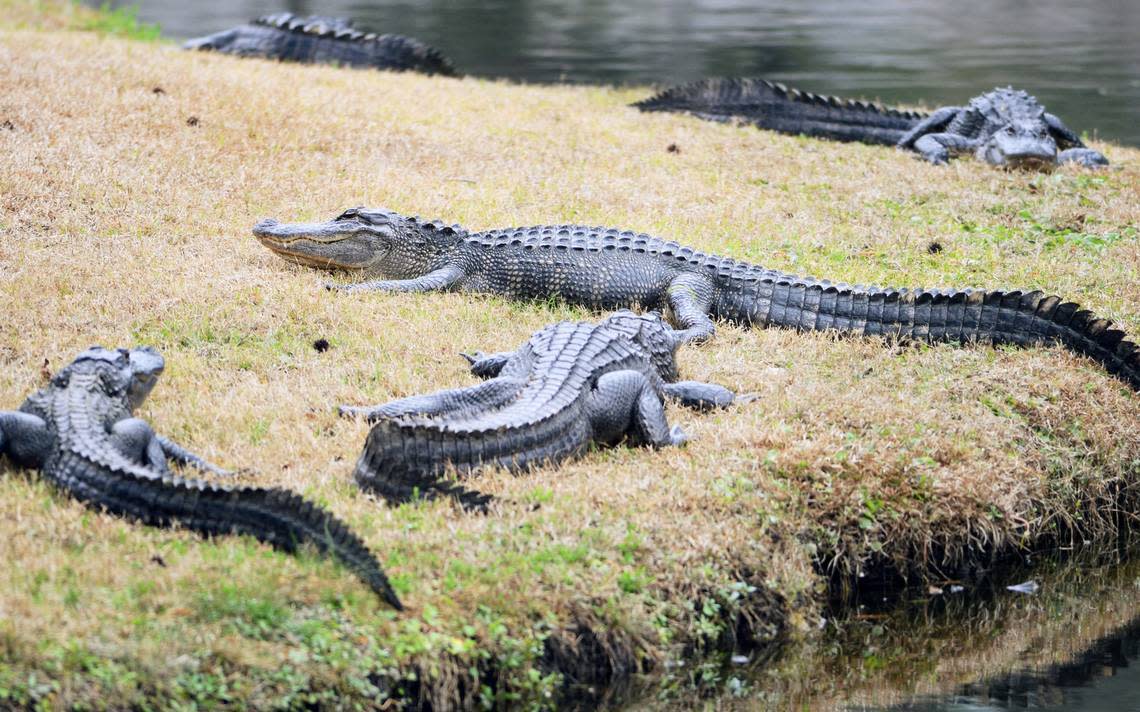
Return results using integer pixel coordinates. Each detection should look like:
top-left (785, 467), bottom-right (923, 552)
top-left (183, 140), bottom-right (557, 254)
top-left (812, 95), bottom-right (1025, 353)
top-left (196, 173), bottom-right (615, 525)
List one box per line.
top-left (1, 5), bottom-right (1139, 708)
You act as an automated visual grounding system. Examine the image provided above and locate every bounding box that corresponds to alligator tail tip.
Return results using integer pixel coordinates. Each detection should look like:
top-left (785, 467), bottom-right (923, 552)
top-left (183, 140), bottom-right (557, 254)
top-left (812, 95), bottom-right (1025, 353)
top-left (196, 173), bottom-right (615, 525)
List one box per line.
top-left (384, 587), bottom-right (405, 610)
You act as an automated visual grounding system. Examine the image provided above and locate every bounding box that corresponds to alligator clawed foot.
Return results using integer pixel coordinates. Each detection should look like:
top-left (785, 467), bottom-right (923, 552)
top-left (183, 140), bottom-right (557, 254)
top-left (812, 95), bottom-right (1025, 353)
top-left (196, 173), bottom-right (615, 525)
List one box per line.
top-left (338, 404), bottom-right (364, 419)
top-left (212, 466), bottom-right (254, 479)
top-left (669, 424), bottom-right (690, 446)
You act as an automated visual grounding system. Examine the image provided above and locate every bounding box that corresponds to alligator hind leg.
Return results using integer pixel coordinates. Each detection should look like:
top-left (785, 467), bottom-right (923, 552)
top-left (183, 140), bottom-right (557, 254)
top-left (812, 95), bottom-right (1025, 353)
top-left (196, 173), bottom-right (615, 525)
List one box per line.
top-left (0, 411), bottom-right (52, 469)
top-left (340, 377), bottom-right (525, 422)
top-left (666, 273), bottom-right (717, 343)
top-left (156, 435), bottom-right (235, 477)
top-left (460, 351), bottom-right (515, 379)
top-left (588, 371), bottom-right (688, 448)
top-left (662, 381), bottom-right (736, 411)
top-left (109, 418), bottom-right (173, 475)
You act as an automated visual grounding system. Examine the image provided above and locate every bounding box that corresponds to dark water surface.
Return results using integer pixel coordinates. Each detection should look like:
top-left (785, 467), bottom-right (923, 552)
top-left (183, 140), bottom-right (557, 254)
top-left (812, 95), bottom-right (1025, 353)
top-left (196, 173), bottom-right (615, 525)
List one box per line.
top-left (795, 552), bottom-right (1140, 712)
top-left (96, 0), bottom-right (1140, 146)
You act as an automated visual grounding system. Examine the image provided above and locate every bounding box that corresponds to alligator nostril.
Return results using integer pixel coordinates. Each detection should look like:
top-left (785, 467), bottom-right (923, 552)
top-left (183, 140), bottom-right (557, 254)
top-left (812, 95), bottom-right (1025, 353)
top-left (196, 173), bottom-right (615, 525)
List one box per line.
top-left (252, 219), bottom-right (280, 235)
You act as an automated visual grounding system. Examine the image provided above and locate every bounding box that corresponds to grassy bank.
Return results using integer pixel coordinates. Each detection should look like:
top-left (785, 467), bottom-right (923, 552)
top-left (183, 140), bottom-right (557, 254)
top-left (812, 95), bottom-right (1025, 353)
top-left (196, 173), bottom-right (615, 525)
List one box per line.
top-left (1, 3), bottom-right (1138, 708)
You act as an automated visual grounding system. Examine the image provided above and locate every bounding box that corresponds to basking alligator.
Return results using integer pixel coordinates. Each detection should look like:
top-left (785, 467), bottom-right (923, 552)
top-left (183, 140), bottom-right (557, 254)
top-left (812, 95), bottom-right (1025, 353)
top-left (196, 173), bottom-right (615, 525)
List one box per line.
top-left (0, 346), bottom-right (402, 609)
top-left (634, 79), bottom-right (1108, 168)
top-left (340, 311), bottom-right (737, 506)
top-left (254, 208), bottom-right (1140, 392)
top-left (183, 13), bottom-right (459, 77)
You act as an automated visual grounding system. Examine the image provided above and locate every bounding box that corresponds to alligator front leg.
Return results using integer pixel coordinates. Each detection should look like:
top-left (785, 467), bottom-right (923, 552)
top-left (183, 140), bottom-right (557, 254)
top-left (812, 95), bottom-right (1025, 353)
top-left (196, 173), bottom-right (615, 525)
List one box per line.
top-left (326, 264), bottom-right (466, 293)
top-left (340, 378), bottom-right (525, 422)
top-left (156, 435), bottom-right (235, 477)
top-left (912, 133), bottom-right (976, 165)
top-left (588, 371), bottom-right (688, 448)
top-left (666, 273), bottom-right (717, 343)
top-left (460, 351), bottom-right (515, 379)
top-left (1042, 113), bottom-right (1087, 149)
top-left (0, 411), bottom-right (53, 469)
top-left (662, 381), bottom-right (736, 411)
top-left (896, 106), bottom-right (960, 149)
top-left (1057, 147), bottom-right (1109, 168)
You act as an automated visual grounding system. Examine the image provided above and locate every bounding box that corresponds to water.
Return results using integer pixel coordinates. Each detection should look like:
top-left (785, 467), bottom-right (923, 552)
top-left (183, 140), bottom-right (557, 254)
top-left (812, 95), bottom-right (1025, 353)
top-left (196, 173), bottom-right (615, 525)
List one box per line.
top-left (772, 551), bottom-right (1140, 711)
top-left (95, 0), bottom-right (1140, 146)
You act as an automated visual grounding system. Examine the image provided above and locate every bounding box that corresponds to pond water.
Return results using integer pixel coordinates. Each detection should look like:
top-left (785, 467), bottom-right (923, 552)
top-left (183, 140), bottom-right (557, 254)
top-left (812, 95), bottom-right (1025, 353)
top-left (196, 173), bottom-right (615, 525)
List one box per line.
top-left (95, 0), bottom-right (1140, 146)
top-left (767, 550), bottom-right (1140, 711)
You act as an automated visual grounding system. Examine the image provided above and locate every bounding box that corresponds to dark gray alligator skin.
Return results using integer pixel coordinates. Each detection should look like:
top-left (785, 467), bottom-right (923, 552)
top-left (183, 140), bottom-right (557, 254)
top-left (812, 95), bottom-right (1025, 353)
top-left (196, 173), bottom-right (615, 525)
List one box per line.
top-left (342, 311), bottom-right (737, 508)
top-left (183, 13), bottom-right (459, 77)
top-left (253, 208), bottom-right (1140, 393)
top-left (0, 347), bottom-right (402, 609)
top-left (635, 80), bottom-right (1107, 168)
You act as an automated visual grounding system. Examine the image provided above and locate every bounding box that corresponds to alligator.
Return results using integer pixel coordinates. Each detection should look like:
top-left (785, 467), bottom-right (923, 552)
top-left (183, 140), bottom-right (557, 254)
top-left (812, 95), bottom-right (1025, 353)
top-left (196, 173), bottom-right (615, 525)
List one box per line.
top-left (0, 346), bottom-right (402, 609)
top-left (340, 311), bottom-right (737, 507)
top-left (633, 79), bottom-right (1108, 168)
top-left (253, 208), bottom-right (1140, 392)
top-left (183, 13), bottom-right (459, 77)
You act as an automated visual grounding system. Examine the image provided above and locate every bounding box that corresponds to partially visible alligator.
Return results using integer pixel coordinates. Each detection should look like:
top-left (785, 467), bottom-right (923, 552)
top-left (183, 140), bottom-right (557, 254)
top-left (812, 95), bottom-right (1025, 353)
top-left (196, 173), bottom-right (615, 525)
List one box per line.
top-left (254, 208), bottom-right (1140, 391)
top-left (634, 79), bottom-right (1108, 168)
top-left (0, 346), bottom-right (402, 609)
top-left (635, 77), bottom-right (923, 147)
top-left (340, 311), bottom-right (737, 506)
top-left (183, 13), bottom-right (459, 77)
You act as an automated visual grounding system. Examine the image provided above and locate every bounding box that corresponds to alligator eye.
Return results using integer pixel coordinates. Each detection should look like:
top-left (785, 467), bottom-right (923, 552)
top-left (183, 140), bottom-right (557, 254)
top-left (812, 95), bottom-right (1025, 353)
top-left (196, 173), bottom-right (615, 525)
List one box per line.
top-left (1004, 126), bottom-right (1015, 135)
top-left (334, 208), bottom-right (359, 221)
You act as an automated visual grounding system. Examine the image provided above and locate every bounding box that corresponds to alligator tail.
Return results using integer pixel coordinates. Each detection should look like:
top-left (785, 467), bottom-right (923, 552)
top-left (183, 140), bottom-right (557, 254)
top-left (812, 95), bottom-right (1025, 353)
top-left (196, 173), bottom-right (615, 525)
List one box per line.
top-left (727, 279), bottom-right (1140, 390)
top-left (634, 77), bottom-right (925, 146)
top-left (57, 461), bottom-right (403, 609)
top-left (354, 411), bottom-right (591, 507)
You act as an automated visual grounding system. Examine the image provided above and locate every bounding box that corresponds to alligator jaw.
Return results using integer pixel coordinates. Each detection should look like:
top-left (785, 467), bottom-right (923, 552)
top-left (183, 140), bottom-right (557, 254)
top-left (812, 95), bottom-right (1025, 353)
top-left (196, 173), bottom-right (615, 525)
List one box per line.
top-left (253, 218), bottom-right (385, 270)
top-left (252, 218), bottom-right (373, 242)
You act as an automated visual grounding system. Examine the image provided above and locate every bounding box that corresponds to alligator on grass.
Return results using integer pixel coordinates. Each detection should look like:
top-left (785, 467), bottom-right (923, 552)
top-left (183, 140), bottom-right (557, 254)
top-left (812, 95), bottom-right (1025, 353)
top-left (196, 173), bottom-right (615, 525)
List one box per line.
top-left (340, 311), bottom-right (737, 507)
top-left (634, 79), bottom-right (1108, 168)
top-left (0, 346), bottom-right (402, 609)
top-left (183, 13), bottom-right (459, 77)
top-left (253, 208), bottom-right (1140, 392)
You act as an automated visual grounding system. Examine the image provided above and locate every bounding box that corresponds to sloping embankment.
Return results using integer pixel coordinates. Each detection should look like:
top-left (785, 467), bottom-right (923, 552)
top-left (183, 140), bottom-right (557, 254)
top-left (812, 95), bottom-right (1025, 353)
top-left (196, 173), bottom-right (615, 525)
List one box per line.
top-left (0, 13), bottom-right (1138, 708)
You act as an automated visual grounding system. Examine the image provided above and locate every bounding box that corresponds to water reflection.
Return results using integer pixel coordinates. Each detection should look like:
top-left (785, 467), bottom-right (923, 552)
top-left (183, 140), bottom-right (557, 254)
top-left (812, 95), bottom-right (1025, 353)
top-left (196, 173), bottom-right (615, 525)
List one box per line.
top-left (97, 0), bottom-right (1140, 146)
top-left (885, 617), bottom-right (1140, 710)
top-left (768, 550), bottom-right (1140, 711)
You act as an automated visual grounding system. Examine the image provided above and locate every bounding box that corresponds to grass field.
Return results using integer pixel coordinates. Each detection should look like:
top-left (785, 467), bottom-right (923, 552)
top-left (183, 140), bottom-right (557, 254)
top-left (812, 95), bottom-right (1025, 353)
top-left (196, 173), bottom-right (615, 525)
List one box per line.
top-left (1, 2), bottom-right (1138, 708)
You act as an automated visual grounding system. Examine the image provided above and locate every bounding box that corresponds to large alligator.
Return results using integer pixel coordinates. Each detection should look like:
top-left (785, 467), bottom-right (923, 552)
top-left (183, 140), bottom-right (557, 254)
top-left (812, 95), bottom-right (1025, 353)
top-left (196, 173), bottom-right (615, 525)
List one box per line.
top-left (183, 13), bottom-right (459, 77)
top-left (634, 79), bottom-right (1108, 168)
top-left (0, 346), bottom-right (402, 609)
top-left (340, 311), bottom-right (737, 507)
top-left (253, 208), bottom-right (1140, 392)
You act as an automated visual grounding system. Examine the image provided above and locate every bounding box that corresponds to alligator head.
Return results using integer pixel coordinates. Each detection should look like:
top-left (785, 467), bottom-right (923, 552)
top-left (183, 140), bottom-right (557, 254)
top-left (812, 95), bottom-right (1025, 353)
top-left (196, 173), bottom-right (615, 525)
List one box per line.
top-left (253, 207), bottom-right (461, 278)
top-left (57, 346), bottom-right (165, 411)
top-left (977, 120), bottom-right (1058, 168)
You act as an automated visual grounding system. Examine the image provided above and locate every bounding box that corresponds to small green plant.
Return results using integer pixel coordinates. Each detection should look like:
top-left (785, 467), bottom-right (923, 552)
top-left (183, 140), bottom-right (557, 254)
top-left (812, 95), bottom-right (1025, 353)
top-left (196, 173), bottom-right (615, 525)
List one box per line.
top-left (79, 3), bottom-right (161, 41)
